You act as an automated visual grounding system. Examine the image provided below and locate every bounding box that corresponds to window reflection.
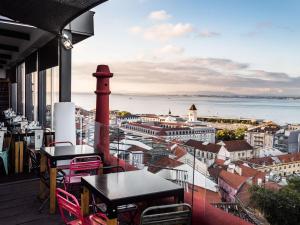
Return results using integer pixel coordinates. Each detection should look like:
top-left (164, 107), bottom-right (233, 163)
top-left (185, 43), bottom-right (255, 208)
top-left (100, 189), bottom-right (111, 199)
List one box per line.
top-left (45, 66), bottom-right (59, 129)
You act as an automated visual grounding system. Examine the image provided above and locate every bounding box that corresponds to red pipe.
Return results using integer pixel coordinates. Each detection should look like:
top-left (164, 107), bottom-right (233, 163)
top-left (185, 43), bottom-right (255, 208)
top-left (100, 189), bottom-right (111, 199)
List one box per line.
top-left (93, 65), bottom-right (113, 162)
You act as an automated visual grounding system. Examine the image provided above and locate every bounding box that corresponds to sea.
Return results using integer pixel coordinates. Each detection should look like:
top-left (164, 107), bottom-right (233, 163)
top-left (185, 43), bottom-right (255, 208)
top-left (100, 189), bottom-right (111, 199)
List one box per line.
top-left (72, 93), bottom-right (300, 125)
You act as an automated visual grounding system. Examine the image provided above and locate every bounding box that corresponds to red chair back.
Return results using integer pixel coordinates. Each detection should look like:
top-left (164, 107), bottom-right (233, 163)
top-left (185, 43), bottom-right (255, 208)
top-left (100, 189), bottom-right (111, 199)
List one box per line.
top-left (56, 188), bottom-right (83, 224)
top-left (64, 156), bottom-right (102, 187)
top-left (70, 156), bottom-right (102, 173)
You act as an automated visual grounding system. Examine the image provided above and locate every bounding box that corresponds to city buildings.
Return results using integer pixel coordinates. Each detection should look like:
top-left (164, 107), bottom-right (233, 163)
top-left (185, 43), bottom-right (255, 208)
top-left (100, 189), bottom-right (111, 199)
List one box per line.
top-left (185, 139), bottom-right (254, 164)
top-left (246, 152), bottom-right (300, 176)
top-left (274, 128), bottom-right (300, 153)
top-left (245, 123), bottom-right (280, 149)
top-left (122, 121), bottom-right (216, 142)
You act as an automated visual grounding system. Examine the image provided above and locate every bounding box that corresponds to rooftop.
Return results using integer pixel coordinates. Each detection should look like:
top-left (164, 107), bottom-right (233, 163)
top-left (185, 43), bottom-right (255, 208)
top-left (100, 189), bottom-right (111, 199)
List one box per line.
top-left (221, 140), bottom-right (253, 152)
top-left (219, 170), bottom-right (248, 190)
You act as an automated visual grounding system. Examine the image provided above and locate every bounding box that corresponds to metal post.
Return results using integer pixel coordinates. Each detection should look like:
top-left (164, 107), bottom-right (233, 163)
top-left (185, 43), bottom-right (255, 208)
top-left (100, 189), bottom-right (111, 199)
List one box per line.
top-left (59, 30), bottom-right (72, 102)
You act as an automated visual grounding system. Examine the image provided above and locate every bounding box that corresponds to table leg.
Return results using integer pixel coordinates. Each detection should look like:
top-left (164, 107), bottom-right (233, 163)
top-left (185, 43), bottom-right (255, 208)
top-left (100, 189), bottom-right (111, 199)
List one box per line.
top-left (81, 186), bottom-right (90, 217)
top-left (107, 218), bottom-right (118, 225)
top-left (19, 141), bottom-right (24, 173)
top-left (49, 167), bottom-right (57, 214)
top-left (107, 205), bottom-right (118, 225)
top-left (39, 153), bottom-right (47, 199)
top-left (15, 142), bottom-right (19, 173)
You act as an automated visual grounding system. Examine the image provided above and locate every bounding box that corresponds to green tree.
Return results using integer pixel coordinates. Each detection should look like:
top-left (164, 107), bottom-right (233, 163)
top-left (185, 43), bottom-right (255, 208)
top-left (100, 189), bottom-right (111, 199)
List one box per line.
top-left (250, 177), bottom-right (300, 225)
top-left (216, 127), bottom-right (247, 141)
top-left (234, 127), bottom-right (247, 140)
top-left (117, 111), bottom-right (131, 117)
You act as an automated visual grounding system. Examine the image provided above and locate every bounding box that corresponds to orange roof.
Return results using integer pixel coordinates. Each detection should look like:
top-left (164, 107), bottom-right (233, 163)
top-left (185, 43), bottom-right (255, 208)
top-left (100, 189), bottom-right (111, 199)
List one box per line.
top-left (223, 140), bottom-right (253, 151)
top-left (238, 164), bottom-right (265, 180)
top-left (219, 170), bottom-right (248, 189)
top-left (277, 152), bottom-right (300, 163)
top-left (247, 157), bottom-right (275, 166)
top-left (170, 145), bottom-right (187, 160)
top-left (185, 139), bottom-right (221, 153)
top-left (148, 157), bottom-right (183, 173)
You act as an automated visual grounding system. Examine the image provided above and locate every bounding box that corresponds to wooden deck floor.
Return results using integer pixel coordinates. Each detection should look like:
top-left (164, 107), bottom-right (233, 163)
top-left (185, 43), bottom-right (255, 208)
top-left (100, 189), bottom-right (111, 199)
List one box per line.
top-left (0, 178), bottom-right (62, 225)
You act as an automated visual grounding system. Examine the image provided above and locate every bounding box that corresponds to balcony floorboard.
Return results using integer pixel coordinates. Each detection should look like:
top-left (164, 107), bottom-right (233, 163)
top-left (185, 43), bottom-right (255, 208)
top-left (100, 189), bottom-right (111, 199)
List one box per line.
top-left (0, 178), bottom-right (62, 225)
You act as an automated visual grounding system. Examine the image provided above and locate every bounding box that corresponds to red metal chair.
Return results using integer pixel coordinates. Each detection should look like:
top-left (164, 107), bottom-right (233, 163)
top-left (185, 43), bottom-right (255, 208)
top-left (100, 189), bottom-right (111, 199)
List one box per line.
top-left (63, 155), bottom-right (102, 190)
top-left (38, 141), bottom-right (74, 212)
top-left (56, 188), bottom-right (107, 225)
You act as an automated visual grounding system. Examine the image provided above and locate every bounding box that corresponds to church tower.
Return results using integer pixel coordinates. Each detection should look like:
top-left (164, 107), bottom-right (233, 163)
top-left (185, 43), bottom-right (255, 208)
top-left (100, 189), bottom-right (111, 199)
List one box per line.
top-left (188, 104), bottom-right (197, 122)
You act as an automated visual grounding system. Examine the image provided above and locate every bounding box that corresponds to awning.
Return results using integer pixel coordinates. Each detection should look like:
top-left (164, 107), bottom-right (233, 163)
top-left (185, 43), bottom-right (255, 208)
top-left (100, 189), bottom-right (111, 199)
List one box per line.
top-left (0, 0), bottom-right (108, 34)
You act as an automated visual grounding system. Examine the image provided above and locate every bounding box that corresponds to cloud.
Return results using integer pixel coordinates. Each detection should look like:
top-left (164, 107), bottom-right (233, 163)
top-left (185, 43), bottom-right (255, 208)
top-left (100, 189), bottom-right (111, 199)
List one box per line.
top-left (158, 44), bottom-right (184, 55)
top-left (129, 26), bottom-right (142, 34)
top-left (130, 23), bottom-right (193, 42)
top-left (73, 57), bottom-right (300, 96)
top-left (148, 10), bottom-right (172, 21)
top-left (199, 30), bottom-right (221, 38)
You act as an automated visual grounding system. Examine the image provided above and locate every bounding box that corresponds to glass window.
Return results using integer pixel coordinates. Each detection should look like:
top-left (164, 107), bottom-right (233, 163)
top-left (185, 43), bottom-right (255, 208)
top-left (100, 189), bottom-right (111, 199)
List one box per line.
top-left (16, 63), bottom-right (25, 115)
top-left (45, 66), bottom-right (59, 129)
top-left (32, 72), bottom-right (38, 121)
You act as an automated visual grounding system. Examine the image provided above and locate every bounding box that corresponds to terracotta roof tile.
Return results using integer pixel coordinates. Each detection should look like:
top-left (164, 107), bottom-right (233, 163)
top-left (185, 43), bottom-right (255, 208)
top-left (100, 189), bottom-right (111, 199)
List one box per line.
top-left (222, 140), bottom-right (253, 152)
top-left (148, 157), bottom-right (183, 173)
top-left (185, 139), bottom-right (221, 153)
top-left (247, 157), bottom-right (275, 166)
top-left (277, 152), bottom-right (300, 163)
top-left (219, 170), bottom-right (248, 189)
top-left (170, 146), bottom-right (187, 160)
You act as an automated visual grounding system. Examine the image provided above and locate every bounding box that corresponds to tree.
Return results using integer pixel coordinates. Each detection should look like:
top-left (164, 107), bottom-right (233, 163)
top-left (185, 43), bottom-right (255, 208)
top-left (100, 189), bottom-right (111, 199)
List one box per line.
top-left (250, 177), bottom-right (300, 225)
top-left (234, 127), bottom-right (247, 139)
top-left (117, 111), bottom-right (131, 117)
top-left (216, 127), bottom-right (247, 141)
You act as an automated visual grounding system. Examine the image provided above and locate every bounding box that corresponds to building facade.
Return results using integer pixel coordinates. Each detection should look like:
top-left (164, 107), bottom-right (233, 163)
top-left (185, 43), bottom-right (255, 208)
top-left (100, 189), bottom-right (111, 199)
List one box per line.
top-left (122, 122), bottom-right (216, 143)
top-left (245, 123), bottom-right (280, 149)
top-left (247, 153), bottom-right (300, 176)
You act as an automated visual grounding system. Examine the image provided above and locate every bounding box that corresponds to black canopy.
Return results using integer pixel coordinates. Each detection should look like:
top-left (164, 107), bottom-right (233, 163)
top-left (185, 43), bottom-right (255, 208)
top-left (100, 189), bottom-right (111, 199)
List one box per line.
top-left (0, 0), bottom-right (107, 34)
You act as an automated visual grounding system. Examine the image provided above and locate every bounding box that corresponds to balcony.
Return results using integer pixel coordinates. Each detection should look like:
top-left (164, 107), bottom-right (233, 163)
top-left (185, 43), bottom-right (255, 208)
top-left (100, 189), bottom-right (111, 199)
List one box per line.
top-left (0, 1), bottom-right (256, 225)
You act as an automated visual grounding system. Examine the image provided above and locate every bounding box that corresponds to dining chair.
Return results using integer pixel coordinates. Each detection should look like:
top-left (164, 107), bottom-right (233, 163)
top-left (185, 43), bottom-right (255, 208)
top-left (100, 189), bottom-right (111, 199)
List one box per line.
top-left (63, 155), bottom-right (102, 191)
top-left (38, 141), bottom-right (74, 212)
top-left (140, 203), bottom-right (192, 225)
top-left (56, 188), bottom-right (108, 225)
top-left (27, 129), bottom-right (44, 173)
top-left (0, 130), bottom-right (12, 174)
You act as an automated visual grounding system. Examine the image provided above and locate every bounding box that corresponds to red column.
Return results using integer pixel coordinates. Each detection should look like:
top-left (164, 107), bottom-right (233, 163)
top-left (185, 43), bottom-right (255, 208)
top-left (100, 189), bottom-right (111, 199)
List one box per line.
top-left (93, 65), bottom-right (113, 162)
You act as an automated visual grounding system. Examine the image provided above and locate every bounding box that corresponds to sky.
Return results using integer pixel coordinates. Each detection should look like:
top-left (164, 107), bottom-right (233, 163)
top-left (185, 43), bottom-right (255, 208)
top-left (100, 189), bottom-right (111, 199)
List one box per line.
top-left (72, 0), bottom-right (300, 96)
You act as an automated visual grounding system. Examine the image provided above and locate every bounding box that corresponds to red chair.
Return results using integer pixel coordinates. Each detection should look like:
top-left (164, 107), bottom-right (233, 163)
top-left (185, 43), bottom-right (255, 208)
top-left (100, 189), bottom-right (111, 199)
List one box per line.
top-left (63, 155), bottom-right (102, 191)
top-left (56, 188), bottom-right (107, 225)
top-left (38, 141), bottom-right (74, 212)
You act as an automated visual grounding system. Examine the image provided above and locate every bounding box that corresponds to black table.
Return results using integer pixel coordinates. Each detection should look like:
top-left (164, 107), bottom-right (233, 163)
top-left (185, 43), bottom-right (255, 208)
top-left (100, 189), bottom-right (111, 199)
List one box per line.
top-left (81, 170), bottom-right (184, 224)
top-left (39, 144), bottom-right (100, 214)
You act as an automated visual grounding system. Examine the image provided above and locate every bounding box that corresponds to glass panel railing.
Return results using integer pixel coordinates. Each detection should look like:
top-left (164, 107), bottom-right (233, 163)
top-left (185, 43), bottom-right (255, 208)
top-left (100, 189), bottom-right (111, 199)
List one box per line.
top-left (74, 119), bottom-right (215, 216)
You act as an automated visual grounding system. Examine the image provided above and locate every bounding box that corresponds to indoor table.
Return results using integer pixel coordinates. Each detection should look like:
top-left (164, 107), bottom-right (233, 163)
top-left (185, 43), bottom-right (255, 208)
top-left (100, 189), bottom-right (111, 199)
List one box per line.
top-left (39, 144), bottom-right (100, 214)
top-left (81, 170), bottom-right (184, 225)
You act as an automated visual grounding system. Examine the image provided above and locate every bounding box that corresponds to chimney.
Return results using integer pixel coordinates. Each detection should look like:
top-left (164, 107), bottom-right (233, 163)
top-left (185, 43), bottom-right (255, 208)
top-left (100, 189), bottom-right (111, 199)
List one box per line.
top-left (93, 65), bottom-right (113, 162)
top-left (235, 165), bottom-right (242, 176)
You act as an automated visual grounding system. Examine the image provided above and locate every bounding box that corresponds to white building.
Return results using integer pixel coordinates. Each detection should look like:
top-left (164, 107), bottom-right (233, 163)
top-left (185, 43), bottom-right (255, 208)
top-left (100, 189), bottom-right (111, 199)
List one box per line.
top-left (185, 139), bottom-right (254, 164)
top-left (122, 122), bottom-right (215, 143)
top-left (188, 104), bottom-right (198, 122)
top-left (245, 123), bottom-right (280, 149)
